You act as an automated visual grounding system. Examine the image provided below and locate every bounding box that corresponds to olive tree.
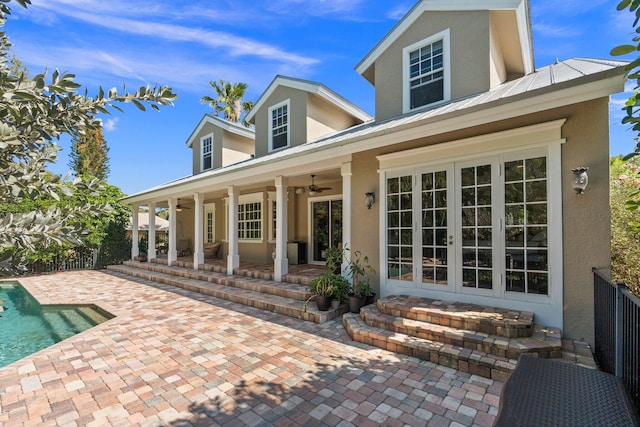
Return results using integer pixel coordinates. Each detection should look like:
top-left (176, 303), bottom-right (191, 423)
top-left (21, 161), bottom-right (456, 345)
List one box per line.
top-left (0, 0), bottom-right (177, 274)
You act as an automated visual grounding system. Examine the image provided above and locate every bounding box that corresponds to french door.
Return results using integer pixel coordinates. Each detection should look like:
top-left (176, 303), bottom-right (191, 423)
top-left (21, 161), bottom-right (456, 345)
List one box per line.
top-left (310, 198), bottom-right (343, 264)
top-left (386, 158), bottom-right (520, 297)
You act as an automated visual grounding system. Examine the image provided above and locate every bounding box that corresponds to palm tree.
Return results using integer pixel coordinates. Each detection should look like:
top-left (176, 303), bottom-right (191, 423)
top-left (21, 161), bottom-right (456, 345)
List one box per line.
top-left (201, 80), bottom-right (254, 128)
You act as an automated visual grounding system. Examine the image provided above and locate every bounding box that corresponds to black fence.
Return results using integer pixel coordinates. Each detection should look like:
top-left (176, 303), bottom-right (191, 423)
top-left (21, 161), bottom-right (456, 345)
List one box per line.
top-left (26, 247), bottom-right (98, 274)
top-left (593, 268), bottom-right (640, 412)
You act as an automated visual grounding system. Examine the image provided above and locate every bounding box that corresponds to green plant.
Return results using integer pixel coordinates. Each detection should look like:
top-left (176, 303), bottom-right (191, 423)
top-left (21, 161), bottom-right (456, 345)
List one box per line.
top-left (325, 246), bottom-right (344, 272)
top-left (304, 273), bottom-right (349, 312)
top-left (138, 234), bottom-right (148, 256)
top-left (345, 247), bottom-right (376, 296)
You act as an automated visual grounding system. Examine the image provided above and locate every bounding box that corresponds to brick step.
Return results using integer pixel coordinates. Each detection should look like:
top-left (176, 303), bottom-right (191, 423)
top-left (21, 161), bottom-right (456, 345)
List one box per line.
top-left (108, 264), bottom-right (346, 323)
top-left (152, 258), bottom-right (315, 286)
top-left (123, 261), bottom-right (311, 301)
top-left (379, 295), bottom-right (534, 338)
top-left (360, 304), bottom-right (562, 360)
top-left (343, 313), bottom-right (516, 381)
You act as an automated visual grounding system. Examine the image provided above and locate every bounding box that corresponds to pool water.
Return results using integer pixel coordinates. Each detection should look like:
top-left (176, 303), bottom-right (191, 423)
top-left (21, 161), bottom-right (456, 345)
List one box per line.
top-left (0, 282), bottom-right (113, 368)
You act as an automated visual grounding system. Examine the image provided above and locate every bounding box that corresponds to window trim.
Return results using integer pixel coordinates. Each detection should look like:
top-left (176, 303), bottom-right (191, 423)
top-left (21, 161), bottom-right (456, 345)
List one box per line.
top-left (402, 29), bottom-right (451, 114)
top-left (204, 203), bottom-right (216, 243)
top-left (200, 133), bottom-right (213, 172)
top-left (268, 99), bottom-right (290, 152)
top-left (237, 193), bottom-right (264, 243)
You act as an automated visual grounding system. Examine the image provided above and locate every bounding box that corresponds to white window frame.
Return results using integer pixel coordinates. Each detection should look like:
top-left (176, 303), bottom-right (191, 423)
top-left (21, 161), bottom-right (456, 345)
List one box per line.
top-left (237, 193), bottom-right (263, 243)
top-left (267, 192), bottom-right (277, 243)
top-left (378, 120), bottom-right (565, 330)
top-left (402, 29), bottom-right (451, 114)
top-left (204, 203), bottom-right (216, 243)
top-left (268, 99), bottom-right (290, 152)
top-left (201, 134), bottom-right (213, 172)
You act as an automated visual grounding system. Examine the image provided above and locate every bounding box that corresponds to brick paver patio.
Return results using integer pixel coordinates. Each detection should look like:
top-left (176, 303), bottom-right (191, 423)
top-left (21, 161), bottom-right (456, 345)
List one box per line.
top-left (0, 271), bottom-right (501, 426)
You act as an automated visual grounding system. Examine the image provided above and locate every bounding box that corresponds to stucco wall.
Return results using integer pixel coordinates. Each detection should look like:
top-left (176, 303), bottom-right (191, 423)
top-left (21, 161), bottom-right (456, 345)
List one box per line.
top-left (374, 11), bottom-right (491, 121)
top-left (349, 97), bottom-right (610, 345)
top-left (307, 94), bottom-right (360, 142)
top-left (191, 125), bottom-right (224, 175)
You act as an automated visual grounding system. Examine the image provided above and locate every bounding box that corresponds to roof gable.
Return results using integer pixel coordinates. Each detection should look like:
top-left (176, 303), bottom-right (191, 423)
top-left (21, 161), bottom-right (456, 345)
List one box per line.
top-left (185, 114), bottom-right (255, 148)
top-left (245, 75), bottom-right (372, 124)
top-left (355, 0), bottom-right (533, 83)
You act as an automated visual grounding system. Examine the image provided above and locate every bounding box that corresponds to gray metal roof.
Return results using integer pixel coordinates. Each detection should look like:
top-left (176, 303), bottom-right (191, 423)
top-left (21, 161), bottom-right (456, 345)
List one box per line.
top-left (124, 58), bottom-right (627, 200)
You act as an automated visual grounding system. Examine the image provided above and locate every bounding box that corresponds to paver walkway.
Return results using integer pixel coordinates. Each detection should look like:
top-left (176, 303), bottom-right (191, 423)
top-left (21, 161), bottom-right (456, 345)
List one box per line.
top-left (0, 271), bottom-right (501, 426)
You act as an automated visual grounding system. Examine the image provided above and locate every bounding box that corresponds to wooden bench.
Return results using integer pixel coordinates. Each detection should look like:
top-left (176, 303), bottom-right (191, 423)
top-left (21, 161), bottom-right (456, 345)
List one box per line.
top-left (494, 355), bottom-right (639, 427)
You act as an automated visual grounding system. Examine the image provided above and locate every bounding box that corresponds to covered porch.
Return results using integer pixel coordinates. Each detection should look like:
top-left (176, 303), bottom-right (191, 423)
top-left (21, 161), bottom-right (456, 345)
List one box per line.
top-left (127, 156), bottom-right (358, 284)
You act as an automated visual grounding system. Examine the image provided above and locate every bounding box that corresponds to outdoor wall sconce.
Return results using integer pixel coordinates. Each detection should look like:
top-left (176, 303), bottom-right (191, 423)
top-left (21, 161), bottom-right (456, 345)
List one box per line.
top-left (295, 187), bottom-right (305, 195)
top-left (365, 192), bottom-right (375, 209)
top-left (571, 167), bottom-right (589, 194)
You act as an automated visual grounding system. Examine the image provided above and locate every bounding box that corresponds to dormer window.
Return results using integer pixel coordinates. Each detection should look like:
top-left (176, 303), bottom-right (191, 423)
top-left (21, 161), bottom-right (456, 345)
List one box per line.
top-left (269, 100), bottom-right (290, 151)
top-left (403, 29), bottom-right (450, 113)
top-left (201, 134), bottom-right (213, 171)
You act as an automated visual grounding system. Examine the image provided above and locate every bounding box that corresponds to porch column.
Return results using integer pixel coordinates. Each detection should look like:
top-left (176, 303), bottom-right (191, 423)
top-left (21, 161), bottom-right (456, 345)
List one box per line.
top-left (341, 162), bottom-right (352, 274)
top-left (193, 192), bottom-right (204, 270)
top-left (274, 176), bottom-right (289, 282)
top-left (131, 204), bottom-right (139, 260)
top-left (227, 185), bottom-right (240, 275)
top-left (168, 197), bottom-right (177, 266)
top-left (148, 202), bottom-right (156, 261)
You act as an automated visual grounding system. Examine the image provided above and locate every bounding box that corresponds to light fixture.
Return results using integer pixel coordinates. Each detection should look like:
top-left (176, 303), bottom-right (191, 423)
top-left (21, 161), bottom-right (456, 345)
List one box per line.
top-left (365, 192), bottom-right (375, 209)
top-left (571, 167), bottom-right (589, 194)
top-left (295, 187), bottom-right (305, 195)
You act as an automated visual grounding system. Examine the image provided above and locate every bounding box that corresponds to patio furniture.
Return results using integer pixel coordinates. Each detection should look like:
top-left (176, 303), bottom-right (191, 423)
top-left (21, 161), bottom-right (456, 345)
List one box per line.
top-left (177, 239), bottom-right (192, 256)
top-left (494, 354), bottom-right (639, 427)
top-left (204, 241), bottom-right (221, 259)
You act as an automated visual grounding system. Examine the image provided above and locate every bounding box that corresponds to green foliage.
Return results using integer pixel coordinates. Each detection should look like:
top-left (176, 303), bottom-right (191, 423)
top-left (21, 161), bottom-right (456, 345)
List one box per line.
top-left (69, 126), bottom-right (110, 181)
top-left (304, 273), bottom-right (350, 312)
top-left (613, 0), bottom-right (640, 158)
top-left (0, 0), bottom-right (176, 275)
top-left (201, 80), bottom-right (254, 127)
top-left (611, 157), bottom-right (640, 297)
top-left (344, 246), bottom-right (376, 296)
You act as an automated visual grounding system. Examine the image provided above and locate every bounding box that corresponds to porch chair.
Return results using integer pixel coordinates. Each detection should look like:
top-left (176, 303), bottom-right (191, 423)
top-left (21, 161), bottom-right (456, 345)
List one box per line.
top-left (177, 238), bottom-right (192, 256)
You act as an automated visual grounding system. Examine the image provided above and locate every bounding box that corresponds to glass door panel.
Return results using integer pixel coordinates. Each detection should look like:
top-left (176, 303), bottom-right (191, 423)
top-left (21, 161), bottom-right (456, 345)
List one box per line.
top-left (419, 166), bottom-right (454, 290)
top-left (459, 164), bottom-right (494, 290)
top-left (387, 175), bottom-right (413, 281)
top-left (311, 199), bottom-right (343, 263)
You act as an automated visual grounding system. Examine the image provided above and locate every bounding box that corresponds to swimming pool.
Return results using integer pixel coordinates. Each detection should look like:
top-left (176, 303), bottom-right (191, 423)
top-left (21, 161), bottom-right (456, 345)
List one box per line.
top-left (0, 281), bottom-right (113, 368)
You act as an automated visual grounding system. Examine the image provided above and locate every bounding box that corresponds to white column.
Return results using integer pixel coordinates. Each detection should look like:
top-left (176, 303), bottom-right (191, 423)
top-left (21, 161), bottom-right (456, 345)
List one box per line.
top-left (148, 202), bottom-right (156, 261)
top-left (227, 185), bottom-right (240, 275)
top-left (193, 192), bottom-right (204, 270)
top-left (274, 176), bottom-right (289, 282)
top-left (131, 204), bottom-right (139, 260)
top-left (168, 198), bottom-right (177, 266)
top-left (341, 162), bottom-right (353, 274)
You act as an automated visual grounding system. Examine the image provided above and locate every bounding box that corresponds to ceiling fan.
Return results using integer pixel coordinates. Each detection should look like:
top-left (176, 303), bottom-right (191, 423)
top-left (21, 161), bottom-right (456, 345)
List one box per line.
top-left (308, 174), bottom-right (332, 195)
top-left (176, 199), bottom-right (190, 212)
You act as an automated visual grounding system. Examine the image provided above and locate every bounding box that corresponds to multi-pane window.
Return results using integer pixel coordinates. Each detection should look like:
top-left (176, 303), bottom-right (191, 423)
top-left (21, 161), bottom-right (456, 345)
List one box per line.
top-left (271, 199), bottom-right (277, 241)
top-left (461, 165), bottom-right (493, 290)
top-left (238, 202), bottom-right (262, 240)
top-left (387, 176), bottom-right (413, 280)
top-left (422, 171), bottom-right (449, 285)
top-left (505, 157), bottom-right (548, 295)
top-left (201, 136), bottom-right (212, 171)
top-left (409, 39), bottom-right (444, 109)
top-left (206, 211), bottom-right (214, 243)
top-left (271, 103), bottom-right (288, 150)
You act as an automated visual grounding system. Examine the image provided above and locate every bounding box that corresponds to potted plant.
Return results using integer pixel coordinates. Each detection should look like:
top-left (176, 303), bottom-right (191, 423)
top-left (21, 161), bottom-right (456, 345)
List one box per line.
top-left (136, 235), bottom-right (148, 262)
top-left (345, 248), bottom-right (376, 313)
top-left (304, 273), bottom-right (349, 312)
top-left (325, 246), bottom-right (344, 274)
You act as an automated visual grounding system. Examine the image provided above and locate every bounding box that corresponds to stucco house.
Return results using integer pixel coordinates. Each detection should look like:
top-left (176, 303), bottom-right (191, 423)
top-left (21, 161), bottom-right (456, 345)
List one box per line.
top-left (121, 0), bottom-right (626, 346)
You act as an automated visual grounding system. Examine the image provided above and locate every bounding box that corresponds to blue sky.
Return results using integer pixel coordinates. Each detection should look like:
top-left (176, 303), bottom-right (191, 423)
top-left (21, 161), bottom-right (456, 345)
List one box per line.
top-left (5, 0), bottom-right (637, 195)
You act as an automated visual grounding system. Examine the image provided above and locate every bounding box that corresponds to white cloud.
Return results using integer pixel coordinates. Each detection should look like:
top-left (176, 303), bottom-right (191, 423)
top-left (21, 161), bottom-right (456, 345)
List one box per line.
top-left (532, 22), bottom-right (581, 39)
top-left (103, 118), bottom-right (119, 132)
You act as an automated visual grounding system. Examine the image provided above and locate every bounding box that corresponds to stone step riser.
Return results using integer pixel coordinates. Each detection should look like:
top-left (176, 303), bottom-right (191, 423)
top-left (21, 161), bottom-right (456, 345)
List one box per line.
top-left (378, 296), bottom-right (534, 338)
top-left (123, 261), bottom-right (310, 301)
top-left (152, 259), bottom-right (313, 286)
top-left (360, 306), bottom-right (562, 360)
top-left (108, 265), bottom-right (344, 324)
top-left (343, 314), bottom-right (515, 382)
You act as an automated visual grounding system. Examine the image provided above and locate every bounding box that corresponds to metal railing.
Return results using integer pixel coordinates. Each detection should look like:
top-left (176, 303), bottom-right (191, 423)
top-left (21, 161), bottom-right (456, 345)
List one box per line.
top-left (26, 247), bottom-right (98, 274)
top-left (593, 268), bottom-right (640, 412)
